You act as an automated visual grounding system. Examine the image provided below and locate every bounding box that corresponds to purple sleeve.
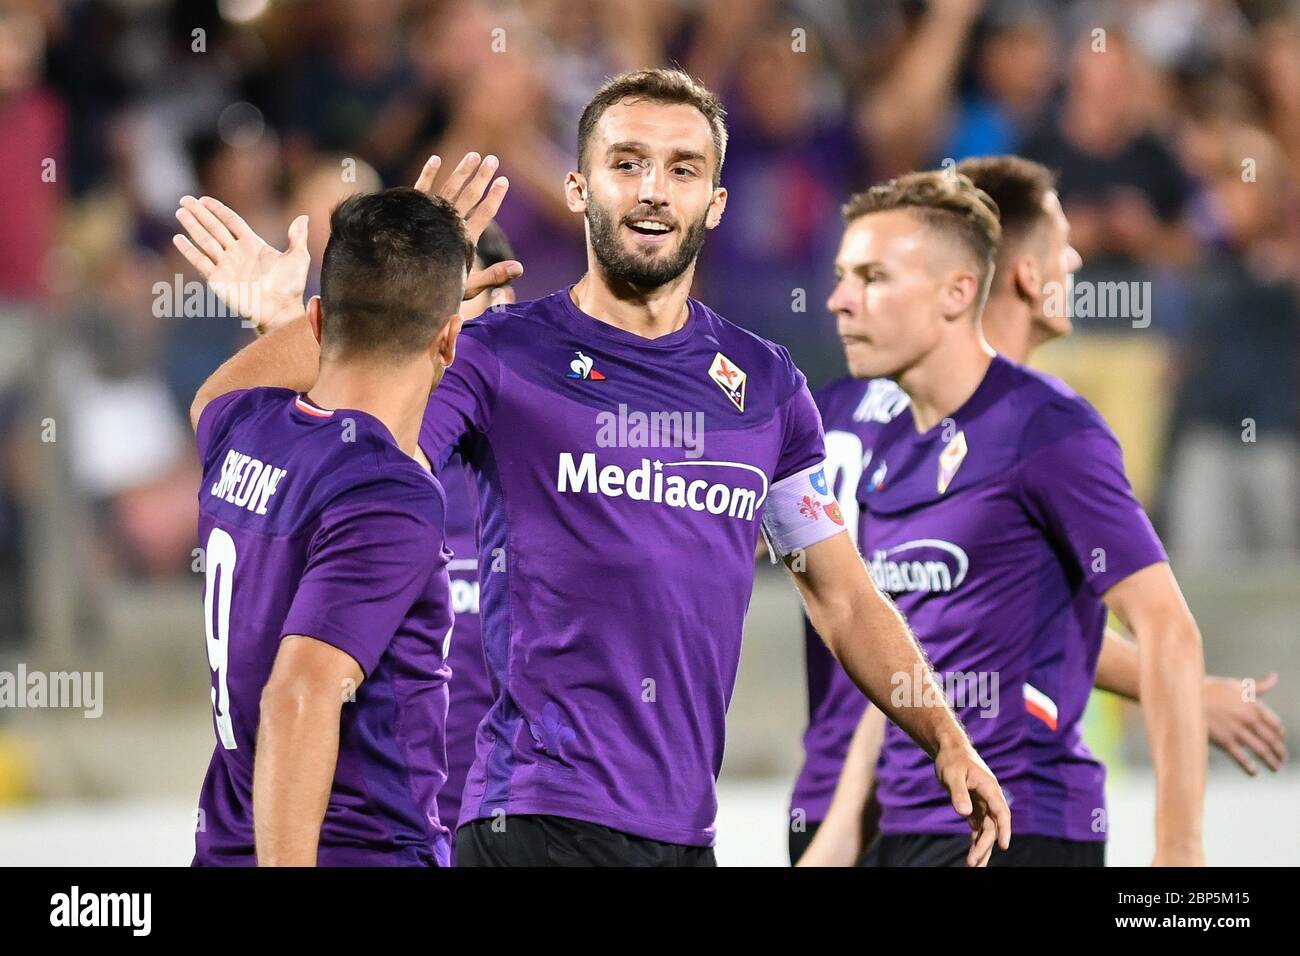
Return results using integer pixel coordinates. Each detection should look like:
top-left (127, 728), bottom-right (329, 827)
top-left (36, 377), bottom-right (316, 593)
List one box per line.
top-left (195, 389), bottom-right (252, 467)
top-left (1018, 425), bottom-right (1167, 596)
top-left (419, 331), bottom-right (501, 471)
top-left (773, 381), bottom-right (827, 483)
top-left (280, 495), bottom-right (439, 676)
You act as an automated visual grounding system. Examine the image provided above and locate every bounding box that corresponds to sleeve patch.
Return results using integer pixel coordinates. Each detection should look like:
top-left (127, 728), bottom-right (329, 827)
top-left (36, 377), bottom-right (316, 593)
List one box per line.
top-left (761, 461), bottom-right (846, 556)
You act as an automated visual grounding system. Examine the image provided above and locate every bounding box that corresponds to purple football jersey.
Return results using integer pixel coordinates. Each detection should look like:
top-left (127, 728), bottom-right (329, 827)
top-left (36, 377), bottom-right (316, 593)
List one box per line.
top-left (862, 356), bottom-right (1166, 841)
top-left (789, 375), bottom-right (910, 824)
top-left (193, 388), bottom-right (455, 866)
top-left (437, 449), bottom-right (493, 853)
top-left (419, 288), bottom-right (839, 846)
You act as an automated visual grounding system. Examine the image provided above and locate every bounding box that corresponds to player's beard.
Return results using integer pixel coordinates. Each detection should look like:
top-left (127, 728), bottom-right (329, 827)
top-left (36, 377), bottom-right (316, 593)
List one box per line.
top-left (587, 198), bottom-right (708, 289)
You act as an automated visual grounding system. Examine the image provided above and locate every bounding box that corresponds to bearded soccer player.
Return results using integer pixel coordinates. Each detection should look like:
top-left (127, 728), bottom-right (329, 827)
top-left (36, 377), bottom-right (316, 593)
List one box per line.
top-left (177, 68), bottom-right (1009, 867)
top-left (798, 170), bottom-right (1207, 867)
top-left (189, 189), bottom-right (472, 866)
top-left (790, 157), bottom-right (1287, 865)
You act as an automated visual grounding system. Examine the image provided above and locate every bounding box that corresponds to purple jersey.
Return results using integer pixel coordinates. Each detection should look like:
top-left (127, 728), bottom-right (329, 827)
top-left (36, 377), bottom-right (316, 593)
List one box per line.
top-left (193, 388), bottom-right (455, 866)
top-left (789, 376), bottom-right (910, 824)
top-left (419, 288), bottom-right (841, 846)
top-left (862, 356), bottom-right (1166, 841)
top-left (437, 449), bottom-right (492, 849)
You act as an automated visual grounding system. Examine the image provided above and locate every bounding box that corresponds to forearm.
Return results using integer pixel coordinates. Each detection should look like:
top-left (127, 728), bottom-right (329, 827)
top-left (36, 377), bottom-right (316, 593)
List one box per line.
top-left (816, 589), bottom-right (964, 760)
top-left (859, 5), bottom-right (976, 163)
top-left (1138, 619), bottom-right (1207, 859)
top-left (191, 315), bottom-right (320, 428)
top-left (797, 705), bottom-right (886, 866)
top-left (1094, 627), bottom-right (1141, 700)
top-left (253, 686), bottom-right (344, 866)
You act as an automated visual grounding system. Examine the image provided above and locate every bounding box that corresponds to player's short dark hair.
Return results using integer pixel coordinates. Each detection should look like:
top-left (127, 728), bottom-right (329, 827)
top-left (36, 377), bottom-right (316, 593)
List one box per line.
top-left (957, 156), bottom-right (1057, 259)
top-left (842, 170), bottom-right (1002, 298)
top-left (577, 68), bottom-right (728, 187)
top-left (320, 187), bottom-right (472, 361)
top-left (474, 221), bottom-right (515, 276)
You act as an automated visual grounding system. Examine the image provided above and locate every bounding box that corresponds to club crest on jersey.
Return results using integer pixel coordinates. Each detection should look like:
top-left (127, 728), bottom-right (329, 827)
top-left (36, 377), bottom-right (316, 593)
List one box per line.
top-left (937, 430), bottom-right (968, 494)
top-left (708, 352), bottom-right (747, 412)
top-left (567, 351), bottom-right (606, 381)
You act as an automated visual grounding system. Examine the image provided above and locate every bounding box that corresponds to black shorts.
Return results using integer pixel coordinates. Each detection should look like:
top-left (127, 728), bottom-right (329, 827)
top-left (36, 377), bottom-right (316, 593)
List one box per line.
top-left (861, 832), bottom-right (1105, 867)
top-left (456, 814), bottom-right (717, 867)
top-left (788, 819), bottom-right (822, 865)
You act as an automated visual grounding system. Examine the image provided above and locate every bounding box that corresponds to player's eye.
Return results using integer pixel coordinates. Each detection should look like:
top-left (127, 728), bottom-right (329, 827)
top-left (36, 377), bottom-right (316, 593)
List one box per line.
top-left (672, 166), bottom-right (695, 178)
top-left (615, 160), bottom-right (640, 172)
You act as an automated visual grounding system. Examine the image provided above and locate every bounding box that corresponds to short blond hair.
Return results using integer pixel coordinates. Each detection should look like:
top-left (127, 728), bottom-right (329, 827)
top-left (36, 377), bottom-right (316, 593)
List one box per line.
top-left (843, 170), bottom-right (1002, 300)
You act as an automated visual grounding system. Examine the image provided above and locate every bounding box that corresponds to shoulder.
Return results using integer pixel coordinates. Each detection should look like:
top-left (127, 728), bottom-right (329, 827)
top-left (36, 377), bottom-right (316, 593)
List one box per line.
top-left (458, 290), bottom-right (566, 344)
top-left (323, 456), bottom-right (447, 534)
top-left (998, 360), bottom-right (1114, 459)
top-left (198, 386), bottom-right (296, 448)
top-left (691, 299), bottom-right (806, 401)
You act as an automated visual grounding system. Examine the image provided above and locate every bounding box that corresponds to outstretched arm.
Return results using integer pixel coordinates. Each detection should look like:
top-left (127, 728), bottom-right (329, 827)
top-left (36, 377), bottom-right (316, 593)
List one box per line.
top-left (178, 153), bottom-right (522, 429)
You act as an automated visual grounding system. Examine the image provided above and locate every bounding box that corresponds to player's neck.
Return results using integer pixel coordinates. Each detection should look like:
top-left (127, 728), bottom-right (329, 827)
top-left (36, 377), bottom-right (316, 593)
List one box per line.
top-left (980, 293), bottom-right (1036, 364)
top-left (307, 360), bottom-right (433, 461)
top-left (897, 325), bottom-right (996, 434)
top-left (571, 259), bottom-right (695, 339)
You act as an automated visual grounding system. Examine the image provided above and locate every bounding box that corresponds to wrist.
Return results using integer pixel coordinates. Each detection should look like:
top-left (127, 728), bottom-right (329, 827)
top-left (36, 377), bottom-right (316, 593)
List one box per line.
top-left (258, 298), bottom-right (305, 335)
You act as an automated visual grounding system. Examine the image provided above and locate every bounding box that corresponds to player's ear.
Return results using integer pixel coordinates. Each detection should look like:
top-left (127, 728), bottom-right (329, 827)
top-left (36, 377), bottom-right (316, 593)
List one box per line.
top-left (1012, 254), bottom-right (1041, 306)
top-left (564, 171), bottom-right (588, 213)
top-left (940, 270), bottom-right (979, 320)
top-left (435, 313), bottom-right (464, 369)
top-left (306, 295), bottom-right (324, 346)
top-left (705, 186), bottom-right (728, 230)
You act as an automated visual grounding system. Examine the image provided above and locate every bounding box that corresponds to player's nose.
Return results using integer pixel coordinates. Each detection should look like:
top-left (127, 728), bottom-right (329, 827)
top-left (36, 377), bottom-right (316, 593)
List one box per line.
top-left (826, 280), bottom-right (854, 316)
top-left (638, 165), bottom-right (669, 205)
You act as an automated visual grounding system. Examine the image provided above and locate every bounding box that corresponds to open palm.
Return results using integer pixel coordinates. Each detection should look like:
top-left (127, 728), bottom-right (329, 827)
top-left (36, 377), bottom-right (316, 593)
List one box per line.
top-left (174, 196), bottom-right (310, 333)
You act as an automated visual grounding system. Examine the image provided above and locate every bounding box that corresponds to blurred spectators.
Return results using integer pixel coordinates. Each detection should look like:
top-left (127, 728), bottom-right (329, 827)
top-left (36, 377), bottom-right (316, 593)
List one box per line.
top-left (0, 5), bottom-right (64, 304)
top-left (0, 0), bottom-right (1297, 634)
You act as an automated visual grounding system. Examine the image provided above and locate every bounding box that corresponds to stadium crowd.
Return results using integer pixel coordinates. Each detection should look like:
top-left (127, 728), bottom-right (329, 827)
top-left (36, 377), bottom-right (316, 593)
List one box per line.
top-left (0, 0), bottom-right (1298, 646)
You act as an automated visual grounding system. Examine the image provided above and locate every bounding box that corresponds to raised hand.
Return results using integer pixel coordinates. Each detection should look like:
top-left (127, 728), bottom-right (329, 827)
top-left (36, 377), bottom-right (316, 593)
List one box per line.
top-left (413, 153), bottom-right (523, 298)
top-left (173, 196), bottom-right (310, 334)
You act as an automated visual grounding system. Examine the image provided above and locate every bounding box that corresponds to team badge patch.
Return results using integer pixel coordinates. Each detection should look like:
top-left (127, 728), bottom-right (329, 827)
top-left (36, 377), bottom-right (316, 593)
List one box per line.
top-left (567, 351), bottom-right (606, 381)
top-left (809, 467), bottom-right (829, 495)
top-left (708, 352), bottom-right (746, 412)
top-left (825, 501), bottom-right (845, 525)
top-left (937, 430), bottom-right (968, 494)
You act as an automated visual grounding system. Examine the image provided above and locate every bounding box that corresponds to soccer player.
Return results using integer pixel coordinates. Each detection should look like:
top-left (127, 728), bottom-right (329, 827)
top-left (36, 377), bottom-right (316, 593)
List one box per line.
top-left (177, 69), bottom-right (1010, 867)
top-left (189, 188), bottom-right (474, 865)
top-left (790, 157), bottom-right (1287, 864)
top-left (799, 169), bottom-right (1207, 867)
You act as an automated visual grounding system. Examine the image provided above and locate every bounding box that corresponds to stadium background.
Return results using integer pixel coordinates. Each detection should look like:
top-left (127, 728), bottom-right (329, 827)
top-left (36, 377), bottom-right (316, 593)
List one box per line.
top-left (0, 0), bottom-right (1296, 865)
